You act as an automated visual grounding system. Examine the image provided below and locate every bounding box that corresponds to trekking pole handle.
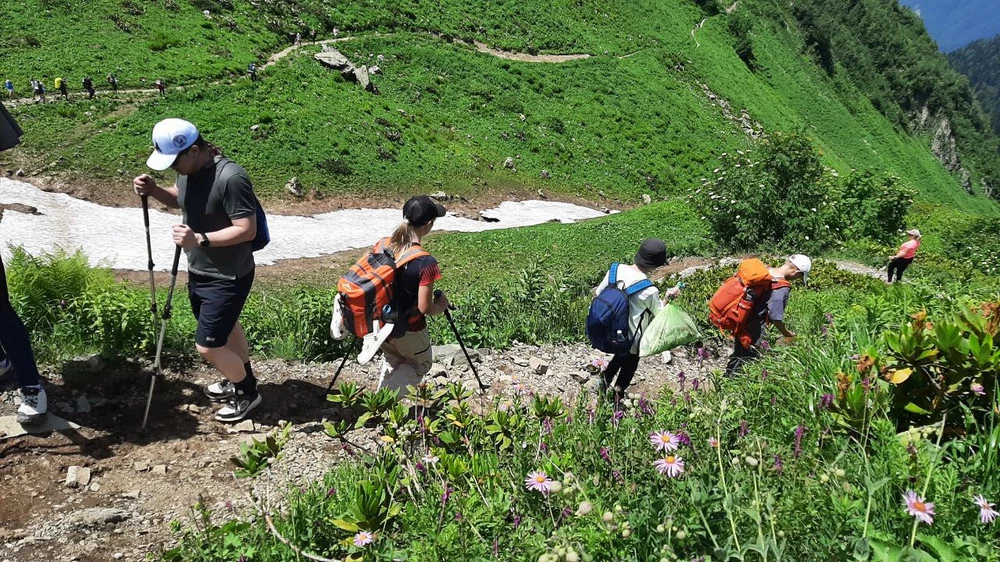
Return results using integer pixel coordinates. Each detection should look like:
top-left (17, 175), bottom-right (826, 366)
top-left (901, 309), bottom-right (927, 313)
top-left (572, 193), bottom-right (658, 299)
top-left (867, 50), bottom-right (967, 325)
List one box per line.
top-left (141, 195), bottom-right (150, 226)
top-left (433, 289), bottom-right (456, 311)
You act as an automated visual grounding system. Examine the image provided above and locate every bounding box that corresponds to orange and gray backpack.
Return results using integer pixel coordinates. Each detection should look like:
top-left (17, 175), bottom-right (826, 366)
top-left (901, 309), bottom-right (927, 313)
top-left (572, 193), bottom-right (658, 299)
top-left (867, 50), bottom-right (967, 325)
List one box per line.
top-left (336, 237), bottom-right (429, 338)
top-left (708, 259), bottom-right (789, 347)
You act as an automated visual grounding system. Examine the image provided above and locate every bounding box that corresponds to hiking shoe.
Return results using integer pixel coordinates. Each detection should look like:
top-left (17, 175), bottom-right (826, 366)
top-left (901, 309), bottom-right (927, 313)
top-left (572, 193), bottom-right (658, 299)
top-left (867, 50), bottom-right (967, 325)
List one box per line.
top-left (17, 385), bottom-right (48, 425)
top-left (0, 358), bottom-right (11, 378)
top-left (215, 391), bottom-right (261, 422)
top-left (204, 380), bottom-right (236, 402)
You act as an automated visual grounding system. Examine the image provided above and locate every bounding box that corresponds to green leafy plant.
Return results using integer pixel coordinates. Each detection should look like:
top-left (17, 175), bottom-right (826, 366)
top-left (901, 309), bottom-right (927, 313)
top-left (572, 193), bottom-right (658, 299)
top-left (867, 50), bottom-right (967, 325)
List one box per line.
top-left (230, 422), bottom-right (291, 479)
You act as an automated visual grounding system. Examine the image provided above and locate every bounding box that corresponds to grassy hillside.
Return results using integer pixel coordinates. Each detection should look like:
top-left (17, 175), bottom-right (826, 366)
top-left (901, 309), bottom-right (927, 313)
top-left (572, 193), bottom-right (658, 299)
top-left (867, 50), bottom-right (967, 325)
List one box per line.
top-left (1, 1), bottom-right (994, 214)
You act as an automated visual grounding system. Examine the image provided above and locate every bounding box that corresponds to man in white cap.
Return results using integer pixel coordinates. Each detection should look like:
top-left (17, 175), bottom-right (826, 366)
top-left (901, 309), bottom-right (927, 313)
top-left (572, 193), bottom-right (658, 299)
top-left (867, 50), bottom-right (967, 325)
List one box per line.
top-left (888, 229), bottom-right (920, 284)
top-left (726, 254), bottom-right (811, 376)
top-left (133, 118), bottom-right (262, 422)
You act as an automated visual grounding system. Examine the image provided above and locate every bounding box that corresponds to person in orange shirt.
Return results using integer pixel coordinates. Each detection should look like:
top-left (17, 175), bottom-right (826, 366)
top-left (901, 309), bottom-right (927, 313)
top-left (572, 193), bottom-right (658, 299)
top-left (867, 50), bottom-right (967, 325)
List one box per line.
top-left (888, 229), bottom-right (921, 284)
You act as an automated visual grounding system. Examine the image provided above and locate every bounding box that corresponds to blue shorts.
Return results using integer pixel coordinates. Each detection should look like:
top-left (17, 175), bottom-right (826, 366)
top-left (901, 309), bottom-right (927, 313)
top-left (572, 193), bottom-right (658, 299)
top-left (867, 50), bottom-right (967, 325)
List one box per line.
top-left (187, 270), bottom-right (254, 348)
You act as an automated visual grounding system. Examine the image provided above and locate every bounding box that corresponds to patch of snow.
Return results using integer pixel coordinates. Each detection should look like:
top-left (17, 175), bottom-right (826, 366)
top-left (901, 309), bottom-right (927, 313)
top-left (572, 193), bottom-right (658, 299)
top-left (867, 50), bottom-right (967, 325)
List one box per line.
top-left (0, 179), bottom-right (606, 271)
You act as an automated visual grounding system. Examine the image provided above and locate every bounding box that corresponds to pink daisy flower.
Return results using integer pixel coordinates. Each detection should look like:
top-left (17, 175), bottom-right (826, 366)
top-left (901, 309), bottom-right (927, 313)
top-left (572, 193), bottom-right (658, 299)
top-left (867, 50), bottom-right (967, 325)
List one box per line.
top-left (591, 357), bottom-right (609, 370)
top-left (708, 437), bottom-right (720, 448)
top-left (353, 530), bottom-right (375, 547)
top-left (649, 430), bottom-right (680, 452)
top-left (973, 495), bottom-right (998, 525)
top-left (422, 453), bottom-right (439, 465)
top-left (971, 382), bottom-right (985, 396)
top-left (903, 490), bottom-right (935, 525)
top-left (525, 471), bottom-right (553, 494)
top-left (654, 455), bottom-right (685, 478)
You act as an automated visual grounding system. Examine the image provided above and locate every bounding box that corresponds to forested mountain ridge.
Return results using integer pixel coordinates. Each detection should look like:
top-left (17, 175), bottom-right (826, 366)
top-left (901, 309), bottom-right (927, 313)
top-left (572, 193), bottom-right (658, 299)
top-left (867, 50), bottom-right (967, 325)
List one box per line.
top-left (949, 34), bottom-right (1000, 138)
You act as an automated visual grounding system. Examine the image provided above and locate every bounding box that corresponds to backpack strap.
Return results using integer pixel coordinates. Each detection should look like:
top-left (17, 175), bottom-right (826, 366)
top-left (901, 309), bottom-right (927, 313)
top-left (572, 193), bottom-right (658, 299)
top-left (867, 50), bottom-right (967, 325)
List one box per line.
top-left (625, 279), bottom-right (654, 296)
top-left (771, 278), bottom-right (791, 290)
top-left (395, 244), bottom-right (430, 268)
top-left (609, 263), bottom-right (620, 287)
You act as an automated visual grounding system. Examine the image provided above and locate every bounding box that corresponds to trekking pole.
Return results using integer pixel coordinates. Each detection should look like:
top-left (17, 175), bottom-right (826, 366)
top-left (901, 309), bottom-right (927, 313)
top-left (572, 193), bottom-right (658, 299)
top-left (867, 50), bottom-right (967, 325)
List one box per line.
top-left (325, 354), bottom-right (350, 395)
top-left (142, 245), bottom-right (182, 430)
top-left (434, 290), bottom-right (488, 391)
top-left (140, 195), bottom-right (157, 317)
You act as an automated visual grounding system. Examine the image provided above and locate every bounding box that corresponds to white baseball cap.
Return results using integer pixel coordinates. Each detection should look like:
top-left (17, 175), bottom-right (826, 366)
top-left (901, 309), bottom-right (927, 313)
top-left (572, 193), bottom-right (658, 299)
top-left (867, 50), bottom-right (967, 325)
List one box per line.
top-left (906, 229), bottom-right (921, 238)
top-left (788, 254), bottom-right (812, 286)
top-left (147, 118), bottom-right (199, 170)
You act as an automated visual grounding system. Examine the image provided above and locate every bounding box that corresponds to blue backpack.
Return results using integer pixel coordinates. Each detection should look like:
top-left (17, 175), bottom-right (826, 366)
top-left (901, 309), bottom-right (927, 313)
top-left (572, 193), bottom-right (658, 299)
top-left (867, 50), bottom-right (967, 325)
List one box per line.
top-left (586, 263), bottom-right (653, 354)
top-left (215, 158), bottom-right (270, 251)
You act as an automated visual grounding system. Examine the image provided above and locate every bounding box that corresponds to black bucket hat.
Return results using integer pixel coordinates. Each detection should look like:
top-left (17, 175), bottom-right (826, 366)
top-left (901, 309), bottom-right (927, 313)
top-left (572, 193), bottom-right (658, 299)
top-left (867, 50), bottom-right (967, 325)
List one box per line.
top-left (635, 239), bottom-right (667, 269)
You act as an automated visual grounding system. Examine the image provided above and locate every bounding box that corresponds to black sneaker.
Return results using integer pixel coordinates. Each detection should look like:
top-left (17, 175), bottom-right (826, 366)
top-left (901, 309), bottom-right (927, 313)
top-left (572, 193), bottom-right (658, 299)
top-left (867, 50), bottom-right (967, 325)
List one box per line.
top-left (17, 385), bottom-right (48, 425)
top-left (215, 391), bottom-right (262, 422)
top-left (204, 380), bottom-right (236, 402)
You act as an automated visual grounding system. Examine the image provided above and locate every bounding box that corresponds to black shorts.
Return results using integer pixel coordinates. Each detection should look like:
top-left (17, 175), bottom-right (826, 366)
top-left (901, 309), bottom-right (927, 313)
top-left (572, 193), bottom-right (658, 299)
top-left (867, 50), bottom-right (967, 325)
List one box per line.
top-left (188, 270), bottom-right (254, 348)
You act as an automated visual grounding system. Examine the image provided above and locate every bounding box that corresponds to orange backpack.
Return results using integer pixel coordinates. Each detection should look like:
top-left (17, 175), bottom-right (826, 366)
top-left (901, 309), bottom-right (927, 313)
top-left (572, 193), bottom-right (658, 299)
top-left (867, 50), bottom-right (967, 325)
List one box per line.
top-left (336, 237), bottom-right (429, 338)
top-left (709, 259), bottom-right (778, 347)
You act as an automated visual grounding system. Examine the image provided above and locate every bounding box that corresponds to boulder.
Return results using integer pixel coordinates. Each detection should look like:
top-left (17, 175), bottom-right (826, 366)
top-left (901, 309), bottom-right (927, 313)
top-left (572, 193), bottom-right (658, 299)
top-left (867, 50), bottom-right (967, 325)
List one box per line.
top-left (65, 466), bottom-right (91, 488)
top-left (503, 157), bottom-right (515, 169)
top-left (65, 507), bottom-right (129, 528)
top-left (529, 357), bottom-right (549, 375)
top-left (285, 177), bottom-right (304, 197)
top-left (314, 50), bottom-right (351, 69)
top-left (354, 65), bottom-right (375, 93)
top-left (642, 193), bottom-right (652, 204)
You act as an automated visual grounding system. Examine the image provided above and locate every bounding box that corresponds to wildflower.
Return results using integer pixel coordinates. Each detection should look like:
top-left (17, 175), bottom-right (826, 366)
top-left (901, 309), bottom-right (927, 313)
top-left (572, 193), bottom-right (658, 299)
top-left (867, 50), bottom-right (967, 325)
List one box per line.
top-left (326, 487), bottom-right (337, 498)
top-left (599, 446), bottom-right (612, 463)
top-left (591, 357), bottom-right (609, 371)
top-left (422, 453), bottom-right (439, 465)
top-left (772, 454), bottom-right (784, 475)
top-left (760, 369), bottom-right (768, 382)
top-left (353, 530), bottom-right (375, 547)
top-left (973, 495), bottom-right (998, 524)
top-left (759, 339), bottom-right (771, 351)
top-left (903, 490), bottom-right (935, 525)
top-left (638, 396), bottom-right (655, 417)
top-left (649, 430), bottom-right (680, 452)
top-left (819, 394), bottom-right (834, 410)
top-left (971, 382), bottom-right (986, 396)
top-left (225, 500), bottom-right (235, 513)
top-left (512, 513), bottom-right (522, 528)
top-left (587, 407), bottom-right (595, 425)
top-left (576, 501), bottom-right (593, 516)
top-left (678, 370), bottom-right (686, 391)
top-left (525, 471), bottom-right (553, 495)
top-left (793, 424), bottom-right (806, 459)
top-left (692, 378), bottom-right (701, 391)
top-left (708, 437), bottom-right (719, 448)
top-left (654, 455), bottom-right (685, 478)
top-left (612, 469), bottom-right (624, 482)
top-left (738, 420), bottom-right (750, 438)
top-left (676, 431), bottom-right (692, 446)
top-left (612, 410), bottom-right (625, 426)
top-left (441, 483), bottom-right (452, 505)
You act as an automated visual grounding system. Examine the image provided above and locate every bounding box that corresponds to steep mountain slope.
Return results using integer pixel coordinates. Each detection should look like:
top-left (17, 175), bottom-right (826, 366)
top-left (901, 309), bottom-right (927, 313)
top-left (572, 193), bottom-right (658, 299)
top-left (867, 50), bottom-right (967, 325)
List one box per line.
top-left (949, 34), bottom-right (1000, 136)
top-left (898, 0), bottom-right (1000, 52)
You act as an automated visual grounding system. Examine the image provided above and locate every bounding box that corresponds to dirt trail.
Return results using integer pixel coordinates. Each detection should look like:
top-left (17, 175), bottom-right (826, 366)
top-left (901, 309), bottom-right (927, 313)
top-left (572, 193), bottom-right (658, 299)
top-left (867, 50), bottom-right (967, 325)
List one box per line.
top-left (0, 344), bottom-right (719, 562)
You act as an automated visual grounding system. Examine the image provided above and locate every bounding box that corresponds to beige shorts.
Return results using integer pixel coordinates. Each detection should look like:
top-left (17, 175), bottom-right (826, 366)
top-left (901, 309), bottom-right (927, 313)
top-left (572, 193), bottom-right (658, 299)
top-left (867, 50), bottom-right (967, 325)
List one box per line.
top-left (377, 328), bottom-right (433, 397)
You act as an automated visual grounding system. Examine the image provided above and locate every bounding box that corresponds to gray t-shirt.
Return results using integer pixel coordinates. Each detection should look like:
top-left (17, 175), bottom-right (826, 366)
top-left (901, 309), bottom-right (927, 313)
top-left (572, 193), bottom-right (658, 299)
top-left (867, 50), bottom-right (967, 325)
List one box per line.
top-left (747, 284), bottom-right (791, 344)
top-left (176, 157), bottom-right (256, 280)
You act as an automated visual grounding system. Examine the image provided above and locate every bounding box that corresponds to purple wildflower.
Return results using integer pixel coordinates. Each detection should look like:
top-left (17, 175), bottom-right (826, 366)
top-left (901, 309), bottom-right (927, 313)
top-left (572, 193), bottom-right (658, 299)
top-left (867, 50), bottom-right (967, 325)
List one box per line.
top-left (512, 513), bottom-right (522, 529)
top-left (738, 420), bottom-right (750, 438)
top-left (540, 442), bottom-right (549, 453)
top-left (684, 391), bottom-right (692, 403)
top-left (638, 396), bottom-right (655, 417)
top-left (793, 424), bottom-right (806, 459)
top-left (676, 430), bottom-right (692, 446)
top-left (759, 339), bottom-right (771, 351)
top-left (493, 539), bottom-right (499, 556)
top-left (353, 530), bottom-right (375, 547)
top-left (861, 377), bottom-right (871, 394)
top-left (225, 500), bottom-right (235, 513)
top-left (542, 417), bottom-right (553, 435)
top-left (819, 394), bottom-right (834, 410)
top-left (678, 370), bottom-right (687, 391)
top-left (416, 461), bottom-right (426, 472)
top-left (691, 378), bottom-right (701, 391)
top-left (773, 454), bottom-right (784, 475)
top-left (599, 446), bottom-right (612, 463)
top-left (761, 368), bottom-right (769, 382)
top-left (824, 312), bottom-right (834, 324)
top-left (971, 382), bottom-right (986, 396)
top-left (326, 487), bottom-right (337, 498)
top-left (612, 410), bottom-right (625, 427)
top-left (612, 469), bottom-right (623, 482)
top-left (441, 483), bottom-right (453, 505)
top-left (455, 512), bottom-right (463, 521)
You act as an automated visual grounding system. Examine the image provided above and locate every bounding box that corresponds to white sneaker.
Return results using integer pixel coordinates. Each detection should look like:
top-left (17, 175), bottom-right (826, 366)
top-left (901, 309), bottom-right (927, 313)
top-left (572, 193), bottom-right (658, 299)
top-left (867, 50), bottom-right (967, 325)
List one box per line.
top-left (330, 298), bottom-right (346, 340)
top-left (17, 385), bottom-right (48, 425)
top-left (215, 391), bottom-right (262, 422)
top-left (0, 358), bottom-right (11, 377)
top-left (204, 380), bottom-right (236, 402)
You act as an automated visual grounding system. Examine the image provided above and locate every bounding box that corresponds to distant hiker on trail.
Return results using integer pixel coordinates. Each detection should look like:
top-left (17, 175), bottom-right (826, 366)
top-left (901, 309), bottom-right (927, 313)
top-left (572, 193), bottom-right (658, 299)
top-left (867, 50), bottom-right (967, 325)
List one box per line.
top-left (55, 77), bottom-right (68, 100)
top-left (107, 73), bottom-right (119, 94)
top-left (133, 118), bottom-right (264, 422)
top-left (294, 32), bottom-right (302, 46)
top-left (587, 239), bottom-right (680, 402)
top-left (247, 63), bottom-right (258, 82)
top-left (0, 106), bottom-right (48, 425)
top-left (887, 229), bottom-right (920, 284)
top-left (155, 79), bottom-right (166, 96)
top-left (711, 255), bottom-right (811, 377)
top-left (4, 79), bottom-right (14, 99)
top-left (31, 79), bottom-right (46, 103)
top-left (310, 29), bottom-right (317, 42)
top-left (82, 76), bottom-right (95, 99)
top-left (333, 27), bottom-right (339, 39)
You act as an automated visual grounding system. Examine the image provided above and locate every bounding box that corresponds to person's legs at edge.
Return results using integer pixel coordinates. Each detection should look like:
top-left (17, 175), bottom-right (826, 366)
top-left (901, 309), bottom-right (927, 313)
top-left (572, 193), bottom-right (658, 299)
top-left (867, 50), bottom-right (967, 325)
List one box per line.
top-left (895, 258), bottom-right (912, 282)
top-left (725, 340), bottom-right (759, 377)
top-left (602, 353), bottom-right (625, 387)
top-left (0, 259), bottom-right (46, 422)
top-left (611, 353), bottom-right (641, 395)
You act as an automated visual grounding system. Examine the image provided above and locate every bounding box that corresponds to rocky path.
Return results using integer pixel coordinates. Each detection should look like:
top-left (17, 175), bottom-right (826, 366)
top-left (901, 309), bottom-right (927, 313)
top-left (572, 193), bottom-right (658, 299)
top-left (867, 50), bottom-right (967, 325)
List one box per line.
top-left (0, 343), bottom-right (722, 562)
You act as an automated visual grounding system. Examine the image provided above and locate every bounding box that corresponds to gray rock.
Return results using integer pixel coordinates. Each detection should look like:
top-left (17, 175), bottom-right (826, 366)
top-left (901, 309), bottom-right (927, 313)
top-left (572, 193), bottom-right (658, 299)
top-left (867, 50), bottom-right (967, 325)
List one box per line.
top-left (15, 169), bottom-right (24, 177)
top-left (428, 364), bottom-right (447, 378)
top-left (432, 344), bottom-right (462, 360)
top-left (642, 193), bottom-right (652, 204)
top-left (503, 156), bottom-right (515, 169)
top-left (429, 191), bottom-right (449, 201)
top-left (89, 483), bottom-right (101, 492)
top-left (540, 170), bottom-right (551, 179)
top-left (570, 372), bottom-right (590, 384)
top-left (134, 461), bottom-right (149, 472)
top-left (65, 466), bottom-right (91, 488)
top-left (151, 464), bottom-right (167, 475)
top-left (65, 507), bottom-right (129, 528)
top-left (76, 396), bottom-right (91, 414)
top-left (354, 65), bottom-right (373, 92)
top-left (250, 124), bottom-right (260, 132)
top-left (232, 420), bottom-right (256, 433)
top-left (529, 357), bottom-right (549, 375)
top-left (314, 50), bottom-right (351, 69)
top-left (369, 65), bottom-right (382, 75)
top-left (479, 211), bottom-right (500, 223)
top-left (122, 490), bottom-right (141, 499)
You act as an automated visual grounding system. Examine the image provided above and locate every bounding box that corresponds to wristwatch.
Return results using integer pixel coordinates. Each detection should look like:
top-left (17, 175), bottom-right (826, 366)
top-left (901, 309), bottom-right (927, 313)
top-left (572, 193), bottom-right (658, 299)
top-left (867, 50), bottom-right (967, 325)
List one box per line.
top-left (198, 233), bottom-right (210, 247)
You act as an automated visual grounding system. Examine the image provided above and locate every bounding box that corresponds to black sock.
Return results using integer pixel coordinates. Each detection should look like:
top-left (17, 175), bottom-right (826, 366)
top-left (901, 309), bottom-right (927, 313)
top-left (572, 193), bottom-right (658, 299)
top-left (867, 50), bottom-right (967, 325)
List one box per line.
top-left (235, 372), bottom-right (257, 395)
top-left (244, 361), bottom-right (253, 378)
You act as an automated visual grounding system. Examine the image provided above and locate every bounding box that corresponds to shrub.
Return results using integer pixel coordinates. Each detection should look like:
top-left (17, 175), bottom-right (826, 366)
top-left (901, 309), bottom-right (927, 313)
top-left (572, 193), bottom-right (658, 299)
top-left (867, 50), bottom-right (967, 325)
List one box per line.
top-left (945, 216), bottom-right (1000, 277)
top-left (833, 171), bottom-right (914, 243)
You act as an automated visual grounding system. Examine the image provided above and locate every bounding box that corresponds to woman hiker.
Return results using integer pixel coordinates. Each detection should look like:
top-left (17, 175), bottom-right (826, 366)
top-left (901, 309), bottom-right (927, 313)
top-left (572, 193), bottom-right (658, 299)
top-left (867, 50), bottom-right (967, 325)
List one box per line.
top-left (376, 196), bottom-right (451, 397)
top-left (888, 229), bottom-right (920, 284)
